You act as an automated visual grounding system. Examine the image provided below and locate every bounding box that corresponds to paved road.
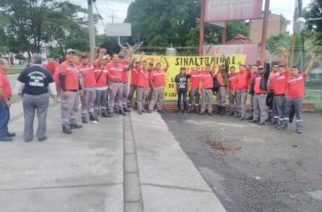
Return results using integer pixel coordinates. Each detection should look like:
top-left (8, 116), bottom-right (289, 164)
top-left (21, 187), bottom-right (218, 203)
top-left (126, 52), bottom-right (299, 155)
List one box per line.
top-left (162, 112), bottom-right (322, 212)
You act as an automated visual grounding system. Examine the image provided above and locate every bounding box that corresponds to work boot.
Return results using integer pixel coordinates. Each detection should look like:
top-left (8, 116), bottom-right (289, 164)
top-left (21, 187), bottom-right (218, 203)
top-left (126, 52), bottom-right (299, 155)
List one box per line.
top-left (107, 112), bottom-right (114, 118)
top-left (124, 108), bottom-right (131, 113)
top-left (6, 132), bottom-right (16, 137)
top-left (119, 110), bottom-right (126, 116)
top-left (296, 125), bottom-right (302, 134)
top-left (62, 124), bottom-right (72, 134)
top-left (82, 116), bottom-right (88, 124)
top-left (282, 120), bottom-right (288, 130)
top-left (101, 110), bottom-right (109, 117)
top-left (70, 123), bottom-right (83, 129)
top-left (89, 114), bottom-right (95, 122)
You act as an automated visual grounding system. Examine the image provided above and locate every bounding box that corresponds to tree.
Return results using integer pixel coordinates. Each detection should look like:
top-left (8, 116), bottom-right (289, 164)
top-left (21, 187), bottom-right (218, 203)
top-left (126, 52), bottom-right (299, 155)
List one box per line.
top-left (125, 0), bottom-right (249, 47)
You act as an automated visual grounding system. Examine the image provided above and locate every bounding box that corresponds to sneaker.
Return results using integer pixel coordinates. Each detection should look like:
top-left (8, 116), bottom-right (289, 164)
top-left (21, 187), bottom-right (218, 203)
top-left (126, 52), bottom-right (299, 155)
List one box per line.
top-left (249, 120), bottom-right (258, 123)
top-left (119, 111), bottom-right (127, 116)
top-left (208, 112), bottom-right (214, 116)
top-left (124, 108), bottom-right (131, 113)
top-left (82, 117), bottom-right (88, 124)
top-left (257, 122), bottom-right (265, 126)
top-left (70, 124), bottom-right (83, 129)
top-left (0, 137), bottom-right (13, 142)
top-left (157, 110), bottom-right (164, 113)
top-left (89, 115), bottom-right (95, 122)
top-left (92, 120), bottom-right (98, 124)
top-left (38, 136), bottom-right (47, 142)
top-left (240, 117), bottom-right (247, 121)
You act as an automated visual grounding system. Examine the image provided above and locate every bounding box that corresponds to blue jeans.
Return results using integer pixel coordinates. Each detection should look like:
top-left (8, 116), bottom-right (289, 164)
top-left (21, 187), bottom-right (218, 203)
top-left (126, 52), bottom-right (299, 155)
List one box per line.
top-left (0, 100), bottom-right (9, 138)
top-left (177, 90), bottom-right (187, 112)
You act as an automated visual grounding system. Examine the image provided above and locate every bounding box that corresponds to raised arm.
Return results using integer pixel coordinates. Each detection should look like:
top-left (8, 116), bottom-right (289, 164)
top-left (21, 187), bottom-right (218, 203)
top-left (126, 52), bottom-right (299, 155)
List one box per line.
top-left (303, 53), bottom-right (315, 76)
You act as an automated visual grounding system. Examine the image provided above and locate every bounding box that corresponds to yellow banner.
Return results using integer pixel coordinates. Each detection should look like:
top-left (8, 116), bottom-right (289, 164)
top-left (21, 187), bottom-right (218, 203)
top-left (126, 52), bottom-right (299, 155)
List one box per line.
top-left (133, 55), bottom-right (246, 101)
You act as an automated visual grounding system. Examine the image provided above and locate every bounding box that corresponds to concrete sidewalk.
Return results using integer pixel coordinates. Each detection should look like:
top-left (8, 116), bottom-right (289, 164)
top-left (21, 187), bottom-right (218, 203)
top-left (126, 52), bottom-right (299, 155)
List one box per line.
top-left (0, 100), bottom-right (226, 212)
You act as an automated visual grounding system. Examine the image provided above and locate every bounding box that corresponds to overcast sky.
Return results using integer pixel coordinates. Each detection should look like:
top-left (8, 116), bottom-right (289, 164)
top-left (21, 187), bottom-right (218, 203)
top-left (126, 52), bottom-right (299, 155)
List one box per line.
top-left (67, 0), bottom-right (313, 33)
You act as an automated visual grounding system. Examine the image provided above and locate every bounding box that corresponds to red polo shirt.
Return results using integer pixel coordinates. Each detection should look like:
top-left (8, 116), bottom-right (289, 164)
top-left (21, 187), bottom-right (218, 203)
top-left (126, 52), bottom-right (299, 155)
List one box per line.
top-left (274, 70), bottom-right (290, 95)
top-left (150, 69), bottom-right (166, 88)
top-left (287, 73), bottom-right (307, 98)
top-left (229, 75), bottom-right (237, 92)
top-left (107, 62), bottom-right (124, 82)
top-left (130, 67), bottom-right (139, 86)
top-left (268, 71), bottom-right (279, 91)
top-left (190, 71), bottom-right (202, 89)
top-left (94, 66), bottom-right (108, 87)
top-left (44, 63), bottom-right (58, 76)
top-left (0, 69), bottom-right (12, 100)
top-left (58, 61), bottom-right (79, 90)
top-left (79, 64), bottom-right (96, 87)
top-left (236, 69), bottom-right (251, 91)
top-left (254, 76), bottom-right (266, 94)
top-left (201, 72), bottom-right (213, 89)
top-left (137, 69), bottom-right (149, 88)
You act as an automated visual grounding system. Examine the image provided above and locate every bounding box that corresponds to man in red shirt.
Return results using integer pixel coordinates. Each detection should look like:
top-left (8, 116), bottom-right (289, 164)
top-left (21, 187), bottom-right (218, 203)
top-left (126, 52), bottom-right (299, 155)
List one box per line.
top-left (79, 54), bottom-right (97, 124)
top-left (283, 53), bottom-right (315, 134)
top-left (215, 57), bottom-right (229, 116)
top-left (251, 62), bottom-right (270, 125)
top-left (199, 64), bottom-right (214, 115)
top-left (188, 66), bottom-right (202, 113)
top-left (268, 64), bottom-right (280, 123)
top-left (127, 59), bottom-right (140, 107)
top-left (58, 49), bottom-right (84, 134)
top-left (148, 56), bottom-right (169, 113)
top-left (235, 64), bottom-right (252, 120)
top-left (44, 57), bottom-right (58, 76)
top-left (0, 58), bottom-right (14, 142)
top-left (120, 54), bottom-right (131, 113)
top-left (228, 66), bottom-right (237, 116)
top-left (94, 51), bottom-right (109, 118)
top-left (106, 53), bottom-right (130, 117)
top-left (137, 60), bottom-right (150, 115)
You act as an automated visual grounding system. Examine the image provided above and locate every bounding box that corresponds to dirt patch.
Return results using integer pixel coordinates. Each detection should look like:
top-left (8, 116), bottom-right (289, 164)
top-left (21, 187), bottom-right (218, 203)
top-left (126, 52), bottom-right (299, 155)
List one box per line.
top-left (205, 140), bottom-right (242, 155)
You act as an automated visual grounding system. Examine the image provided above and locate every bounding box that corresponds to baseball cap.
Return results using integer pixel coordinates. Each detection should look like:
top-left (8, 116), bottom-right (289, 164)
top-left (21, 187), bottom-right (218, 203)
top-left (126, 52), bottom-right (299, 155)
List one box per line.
top-left (103, 55), bottom-right (110, 59)
top-left (80, 53), bottom-right (88, 59)
top-left (66, 49), bottom-right (75, 54)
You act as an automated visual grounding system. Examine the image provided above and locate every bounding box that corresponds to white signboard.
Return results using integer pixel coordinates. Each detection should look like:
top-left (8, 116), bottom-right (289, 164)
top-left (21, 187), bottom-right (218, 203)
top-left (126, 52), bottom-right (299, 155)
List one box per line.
top-left (106, 23), bottom-right (132, 37)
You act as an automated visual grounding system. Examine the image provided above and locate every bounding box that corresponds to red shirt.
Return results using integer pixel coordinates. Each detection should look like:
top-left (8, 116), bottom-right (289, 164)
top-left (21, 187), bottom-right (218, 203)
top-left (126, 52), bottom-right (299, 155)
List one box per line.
top-left (121, 60), bottom-right (129, 83)
top-left (190, 71), bottom-right (202, 89)
top-left (150, 69), bottom-right (166, 88)
top-left (254, 76), bottom-right (266, 94)
top-left (137, 69), bottom-right (149, 88)
top-left (201, 72), bottom-right (213, 89)
top-left (58, 61), bottom-right (79, 90)
top-left (107, 63), bottom-right (125, 82)
top-left (229, 75), bottom-right (237, 92)
top-left (0, 69), bottom-right (12, 100)
top-left (268, 71), bottom-right (279, 91)
top-left (236, 69), bottom-right (251, 91)
top-left (44, 63), bottom-right (58, 76)
top-left (274, 71), bottom-right (290, 95)
top-left (79, 64), bottom-right (96, 87)
top-left (130, 67), bottom-right (139, 86)
top-left (94, 66), bottom-right (108, 88)
top-left (287, 73), bottom-right (307, 98)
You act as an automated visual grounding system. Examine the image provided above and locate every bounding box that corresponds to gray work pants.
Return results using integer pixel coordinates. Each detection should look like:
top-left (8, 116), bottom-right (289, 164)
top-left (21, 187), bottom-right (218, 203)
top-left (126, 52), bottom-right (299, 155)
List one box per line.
top-left (122, 83), bottom-right (129, 110)
top-left (284, 97), bottom-right (303, 127)
top-left (236, 90), bottom-right (247, 118)
top-left (81, 87), bottom-right (96, 118)
top-left (137, 86), bottom-right (148, 112)
top-left (275, 95), bottom-right (286, 125)
top-left (149, 87), bottom-right (164, 111)
top-left (216, 87), bottom-right (226, 107)
top-left (253, 94), bottom-right (267, 123)
top-left (23, 93), bottom-right (49, 140)
top-left (201, 89), bottom-right (213, 113)
top-left (228, 92), bottom-right (237, 114)
top-left (127, 85), bottom-right (137, 105)
top-left (61, 91), bottom-right (79, 125)
top-left (108, 81), bottom-right (123, 113)
top-left (94, 89), bottom-right (108, 116)
top-left (188, 88), bottom-right (200, 107)
top-left (273, 95), bottom-right (278, 121)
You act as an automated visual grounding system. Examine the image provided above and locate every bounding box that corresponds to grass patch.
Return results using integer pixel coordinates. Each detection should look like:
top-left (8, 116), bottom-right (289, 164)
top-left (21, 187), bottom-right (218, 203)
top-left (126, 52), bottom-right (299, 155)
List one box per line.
top-left (8, 67), bottom-right (23, 75)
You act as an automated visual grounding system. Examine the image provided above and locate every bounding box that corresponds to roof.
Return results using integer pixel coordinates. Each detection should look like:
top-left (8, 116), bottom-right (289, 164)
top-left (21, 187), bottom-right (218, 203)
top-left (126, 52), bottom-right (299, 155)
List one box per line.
top-left (226, 34), bottom-right (252, 44)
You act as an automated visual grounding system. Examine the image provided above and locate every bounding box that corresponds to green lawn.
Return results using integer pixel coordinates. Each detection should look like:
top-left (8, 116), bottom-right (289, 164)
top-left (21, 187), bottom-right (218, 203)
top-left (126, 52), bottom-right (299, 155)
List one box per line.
top-left (8, 67), bottom-right (23, 75)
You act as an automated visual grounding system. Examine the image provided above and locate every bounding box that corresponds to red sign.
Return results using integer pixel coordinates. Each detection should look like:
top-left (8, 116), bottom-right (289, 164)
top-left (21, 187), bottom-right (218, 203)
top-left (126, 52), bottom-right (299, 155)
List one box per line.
top-left (204, 44), bottom-right (258, 65)
top-left (205, 0), bottom-right (263, 22)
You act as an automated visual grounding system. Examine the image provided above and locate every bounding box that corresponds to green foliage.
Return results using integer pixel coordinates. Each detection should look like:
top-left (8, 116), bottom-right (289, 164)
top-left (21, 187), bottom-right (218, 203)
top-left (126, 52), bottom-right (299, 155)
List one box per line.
top-left (304, 0), bottom-right (322, 45)
top-left (125, 0), bottom-right (249, 47)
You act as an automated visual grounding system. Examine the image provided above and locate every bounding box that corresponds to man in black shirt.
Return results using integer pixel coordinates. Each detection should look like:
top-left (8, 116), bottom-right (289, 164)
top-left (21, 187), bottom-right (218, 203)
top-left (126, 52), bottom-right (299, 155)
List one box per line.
top-left (16, 55), bottom-right (57, 142)
top-left (175, 67), bottom-right (190, 115)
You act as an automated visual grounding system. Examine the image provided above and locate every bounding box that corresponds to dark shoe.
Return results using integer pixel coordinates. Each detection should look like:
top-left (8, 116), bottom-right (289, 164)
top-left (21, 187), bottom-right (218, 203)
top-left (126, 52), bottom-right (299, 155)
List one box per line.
top-left (38, 136), bottom-right (47, 142)
top-left (220, 107), bottom-right (226, 116)
top-left (6, 132), bottom-right (16, 137)
top-left (142, 109), bottom-right (148, 113)
top-left (138, 111), bottom-right (143, 115)
top-left (199, 111), bottom-right (206, 115)
top-left (62, 125), bottom-right (72, 134)
top-left (0, 137), bottom-right (13, 142)
top-left (217, 106), bottom-right (222, 115)
top-left (119, 111), bottom-right (127, 116)
top-left (257, 122), bottom-right (266, 126)
top-left (240, 117), bottom-right (247, 121)
top-left (208, 112), bottom-right (214, 116)
top-left (247, 116), bottom-right (253, 120)
top-left (147, 110), bottom-right (152, 113)
top-left (82, 117), bottom-right (88, 124)
top-left (70, 124), bottom-right (83, 129)
top-left (107, 112), bottom-right (114, 118)
top-left (157, 110), bottom-right (164, 113)
top-left (124, 108), bottom-right (131, 113)
top-left (89, 115), bottom-right (95, 122)
top-left (250, 120), bottom-right (258, 123)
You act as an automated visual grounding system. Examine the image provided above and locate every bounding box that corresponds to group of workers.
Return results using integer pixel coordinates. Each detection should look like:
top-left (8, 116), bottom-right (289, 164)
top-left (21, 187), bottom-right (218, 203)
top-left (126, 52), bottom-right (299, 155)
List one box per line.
top-left (0, 48), bottom-right (315, 142)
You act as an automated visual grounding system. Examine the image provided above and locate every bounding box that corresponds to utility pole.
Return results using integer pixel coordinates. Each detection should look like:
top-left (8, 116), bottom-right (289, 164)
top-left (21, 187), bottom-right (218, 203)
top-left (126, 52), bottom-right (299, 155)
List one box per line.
top-left (199, 0), bottom-right (205, 56)
top-left (260, 0), bottom-right (270, 64)
top-left (88, 0), bottom-right (96, 61)
top-left (298, 0), bottom-right (304, 71)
